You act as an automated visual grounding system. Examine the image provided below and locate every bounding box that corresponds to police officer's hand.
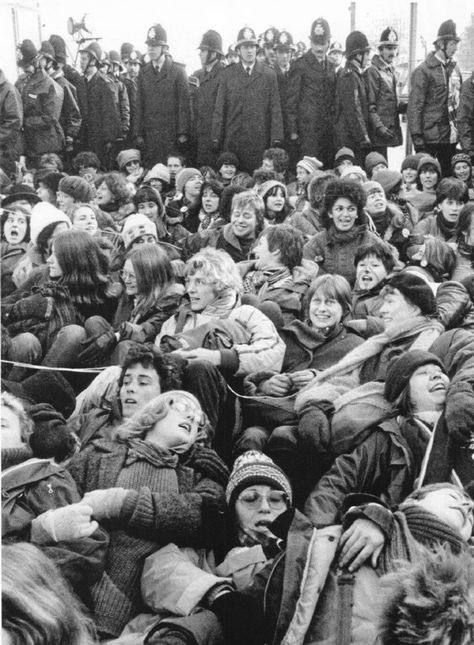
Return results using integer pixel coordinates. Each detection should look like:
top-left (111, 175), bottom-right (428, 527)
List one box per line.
top-left (376, 125), bottom-right (392, 140)
top-left (412, 136), bottom-right (425, 153)
top-left (290, 132), bottom-right (299, 141)
top-left (136, 136), bottom-right (145, 149)
top-left (178, 134), bottom-right (188, 144)
top-left (211, 139), bottom-right (220, 153)
top-left (105, 141), bottom-right (113, 152)
top-left (360, 138), bottom-right (372, 149)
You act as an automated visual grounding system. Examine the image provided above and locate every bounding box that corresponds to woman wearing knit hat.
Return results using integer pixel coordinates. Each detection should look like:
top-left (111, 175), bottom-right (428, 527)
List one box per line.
top-left (8, 202), bottom-right (71, 292)
top-left (125, 451), bottom-right (291, 643)
top-left (143, 162), bottom-right (172, 195)
top-left (259, 180), bottom-right (293, 224)
top-left (413, 177), bottom-right (469, 244)
top-left (286, 156), bottom-right (322, 213)
top-left (451, 151), bottom-right (474, 201)
top-left (165, 168), bottom-right (204, 234)
top-left (305, 349), bottom-right (466, 528)
top-left (364, 151), bottom-right (388, 179)
top-left (57, 175), bottom-right (94, 216)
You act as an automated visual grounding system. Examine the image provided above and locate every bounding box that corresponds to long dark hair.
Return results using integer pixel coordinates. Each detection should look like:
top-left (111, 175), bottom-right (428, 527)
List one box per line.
top-left (53, 230), bottom-right (113, 306)
top-left (129, 243), bottom-right (175, 318)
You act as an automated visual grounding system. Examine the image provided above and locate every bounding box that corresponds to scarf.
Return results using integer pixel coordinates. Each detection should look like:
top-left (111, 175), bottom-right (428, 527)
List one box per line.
top-left (326, 223), bottom-right (367, 247)
top-left (201, 288), bottom-right (240, 319)
top-left (295, 316), bottom-right (444, 412)
top-left (243, 266), bottom-right (291, 295)
top-left (124, 437), bottom-right (178, 469)
top-left (435, 208), bottom-right (457, 240)
top-left (377, 506), bottom-right (465, 576)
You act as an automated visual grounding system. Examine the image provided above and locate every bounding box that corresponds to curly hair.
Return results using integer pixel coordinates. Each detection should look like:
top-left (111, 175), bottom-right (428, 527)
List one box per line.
top-left (72, 151), bottom-right (100, 172)
top-left (96, 172), bottom-right (133, 205)
top-left (185, 247), bottom-right (243, 294)
top-left (263, 147), bottom-right (290, 173)
top-left (118, 343), bottom-right (183, 392)
top-left (321, 178), bottom-right (367, 229)
top-left (435, 177), bottom-right (469, 205)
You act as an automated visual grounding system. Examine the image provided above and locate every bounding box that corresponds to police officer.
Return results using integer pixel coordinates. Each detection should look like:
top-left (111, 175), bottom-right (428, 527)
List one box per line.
top-left (328, 41), bottom-right (344, 73)
top-left (108, 50), bottom-right (131, 146)
top-left (408, 20), bottom-right (463, 176)
top-left (366, 28), bottom-right (403, 160)
top-left (15, 40), bottom-right (64, 166)
top-left (38, 41), bottom-right (81, 157)
top-left (211, 26), bottom-right (283, 174)
top-left (121, 43), bottom-right (142, 148)
top-left (49, 34), bottom-right (88, 152)
top-left (261, 27), bottom-right (279, 67)
top-left (192, 30), bottom-right (226, 167)
top-left (135, 24), bottom-right (191, 166)
top-left (286, 18), bottom-right (337, 169)
top-left (78, 41), bottom-right (121, 168)
top-left (274, 30), bottom-right (295, 166)
top-left (334, 31), bottom-right (372, 167)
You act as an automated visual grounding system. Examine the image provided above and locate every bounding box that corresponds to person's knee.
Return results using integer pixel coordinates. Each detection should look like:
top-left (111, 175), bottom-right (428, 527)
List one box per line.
top-left (10, 333), bottom-right (42, 363)
top-left (57, 325), bottom-right (87, 344)
top-left (234, 425), bottom-right (270, 456)
top-left (84, 315), bottom-right (110, 336)
top-left (268, 424), bottom-right (298, 450)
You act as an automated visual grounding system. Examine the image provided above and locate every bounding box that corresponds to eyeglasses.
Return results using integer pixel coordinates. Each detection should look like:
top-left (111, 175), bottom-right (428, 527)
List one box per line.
top-left (120, 270), bottom-right (136, 282)
top-left (237, 490), bottom-right (289, 510)
top-left (167, 396), bottom-right (204, 426)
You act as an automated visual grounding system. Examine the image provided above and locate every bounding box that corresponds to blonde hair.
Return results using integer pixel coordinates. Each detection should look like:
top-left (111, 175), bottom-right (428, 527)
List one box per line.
top-left (1, 392), bottom-right (34, 443)
top-left (2, 542), bottom-right (96, 644)
top-left (116, 390), bottom-right (210, 447)
top-left (185, 247), bottom-right (242, 293)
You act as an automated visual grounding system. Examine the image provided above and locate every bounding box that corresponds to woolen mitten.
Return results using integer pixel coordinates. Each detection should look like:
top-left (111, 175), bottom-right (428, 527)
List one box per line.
top-left (30, 503), bottom-right (98, 543)
top-left (82, 487), bottom-right (129, 520)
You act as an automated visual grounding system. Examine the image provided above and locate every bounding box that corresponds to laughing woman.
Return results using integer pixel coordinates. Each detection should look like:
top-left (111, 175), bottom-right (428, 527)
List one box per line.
top-left (303, 179), bottom-right (379, 286)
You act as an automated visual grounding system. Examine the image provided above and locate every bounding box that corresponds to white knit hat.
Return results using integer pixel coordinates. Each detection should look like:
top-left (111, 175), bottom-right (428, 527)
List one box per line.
top-left (144, 163), bottom-right (171, 185)
top-left (297, 156), bottom-right (323, 174)
top-left (30, 203), bottom-right (72, 247)
top-left (121, 213), bottom-right (158, 249)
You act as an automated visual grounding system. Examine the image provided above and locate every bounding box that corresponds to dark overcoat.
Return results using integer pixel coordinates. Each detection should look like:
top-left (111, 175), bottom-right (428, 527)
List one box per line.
top-left (211, 61), bottom-right (284, 173)
top-left (286, 52), bottom-right (337, 167)
top-left (83, 71), bottom-right (121, 163)
top-left (193, 61), bottom-right (226, 167)
top-left (366, 53), bottom-right (403, 148)
top-left (135, 57), bottom-right (191, 165)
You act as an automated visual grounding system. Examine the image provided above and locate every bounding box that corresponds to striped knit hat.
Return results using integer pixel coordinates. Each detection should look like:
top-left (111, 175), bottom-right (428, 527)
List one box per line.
top-left (226, 450), bottom-right (292, 506)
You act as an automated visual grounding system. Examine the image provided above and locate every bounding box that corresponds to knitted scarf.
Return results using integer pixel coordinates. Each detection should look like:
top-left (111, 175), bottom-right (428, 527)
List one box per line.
top-left (295, 316), bottom-right (444, 412)
top-left (326, 223), bottom-right (367, 247)
top-left (124, 437), bottom-right (179, 469)
top-left (435, 208), bottom-right (457, 241)
top-left (377, 506), bottom-right (465, 576)
top-left (243, 266), bottom-right (291, 295)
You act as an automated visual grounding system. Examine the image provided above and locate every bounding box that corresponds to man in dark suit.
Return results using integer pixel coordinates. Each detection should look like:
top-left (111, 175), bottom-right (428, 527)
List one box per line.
top-left (135, 24), bottom-right (191, 166)
top-left (211, 27), bottom-right (284, 174)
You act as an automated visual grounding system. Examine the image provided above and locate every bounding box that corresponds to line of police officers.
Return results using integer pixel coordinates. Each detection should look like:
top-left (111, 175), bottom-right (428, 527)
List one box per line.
top-left (2, 17), bottom-right (472, 179)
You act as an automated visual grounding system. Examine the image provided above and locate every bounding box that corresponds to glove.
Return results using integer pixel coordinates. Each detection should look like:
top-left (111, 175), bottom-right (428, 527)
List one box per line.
top-left (78, 329), bottom-right (117, 366)
top-left (445, 382), bottom-right (474, 443)
top-left (118, 321), bottom-right (145, 342)
top-left (30, 503), bottom-right (98, 544)
top-left (82, 488), bottom-right (129, 520)
top-left (376, 125), bottom-right (392, 140)
top-left (412, 136), bottom-right (425, 153)
top-left (136, 135), bottom-right (145, 149)
top-left (298, 404), bottom-right (332, 455)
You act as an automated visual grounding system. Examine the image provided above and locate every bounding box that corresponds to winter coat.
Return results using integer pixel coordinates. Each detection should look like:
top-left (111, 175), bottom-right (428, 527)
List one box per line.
top-left (1, 457), bottom-right (109, 603)
top-left (0, 71), bottom-right (22, 174)
top-left (286, 207), bottom-right (323, 238)
top-left (122, 76), bottom-right (138, 146)
top-left (303, 225), bottom-right (380, 287)
top-left (156, 302), bottom-right (285, 377)
top-left (407, 52), bottom-right (463, 145)
top-left (352, 282), bottom-right (385, 319)
top-left (112, 282), bottom-right (184, 342)
top-left (304, 413), bottom-right (454, 528)
top-left (274, 65), bottom-right (291, 139)
top-left (83, 71), bottom-right (121, 163)
top-left (0, 241), bottom-right (27, 294)
top-left (182, 222), bottom-right (255, 264)
top-left (51, 71), bottom-right (82, 140)
top-left (193, 62), bottom-right (226, 167)
top-left (135, 57), bottom-right (191, 165)
top-left (286, 52), bottom-right (337, 166)
top-left (63, 63), bottom-right (88, 143)
top-left (458, 70), bottom-right (474, 155)
top-left (413, 211), bottom-right (457, 243)
top-left (365, 54), bottom-right (403, 148)
top-left (335, 61), bottom-right (371, 151)
top-left (17, 69), bottom-right (64, 156)
top-left (211, 61), bottom-right (284, 173)
top-left (67, 438), bottom-right (228, 637)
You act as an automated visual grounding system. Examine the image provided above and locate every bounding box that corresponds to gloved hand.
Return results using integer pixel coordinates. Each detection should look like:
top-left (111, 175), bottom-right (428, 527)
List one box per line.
top-left (78, 329), bottom-right (117, 366)
top-left (412, 136), bottom-right (425, 153)
top-left (376, 125), bottom-right (393, 140)
top-left (119, 321), bottom-right (145, 342)
top-left (290, 132), bottom-right (299, 141)
top-left (82, 488), bottom-right (129, 520)
top-left (136, 135), bottom-right (145, 149)
top-left (31, 503), bottom-right (98, 544)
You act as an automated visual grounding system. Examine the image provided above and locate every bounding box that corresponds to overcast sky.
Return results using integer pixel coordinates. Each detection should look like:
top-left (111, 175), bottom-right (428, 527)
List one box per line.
top-left (1, 0), bottom-right (472, 78)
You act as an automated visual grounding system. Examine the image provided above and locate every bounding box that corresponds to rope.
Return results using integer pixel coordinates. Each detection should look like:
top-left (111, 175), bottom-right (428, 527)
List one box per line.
top-left (1, 359), bottom-right (105, 374)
